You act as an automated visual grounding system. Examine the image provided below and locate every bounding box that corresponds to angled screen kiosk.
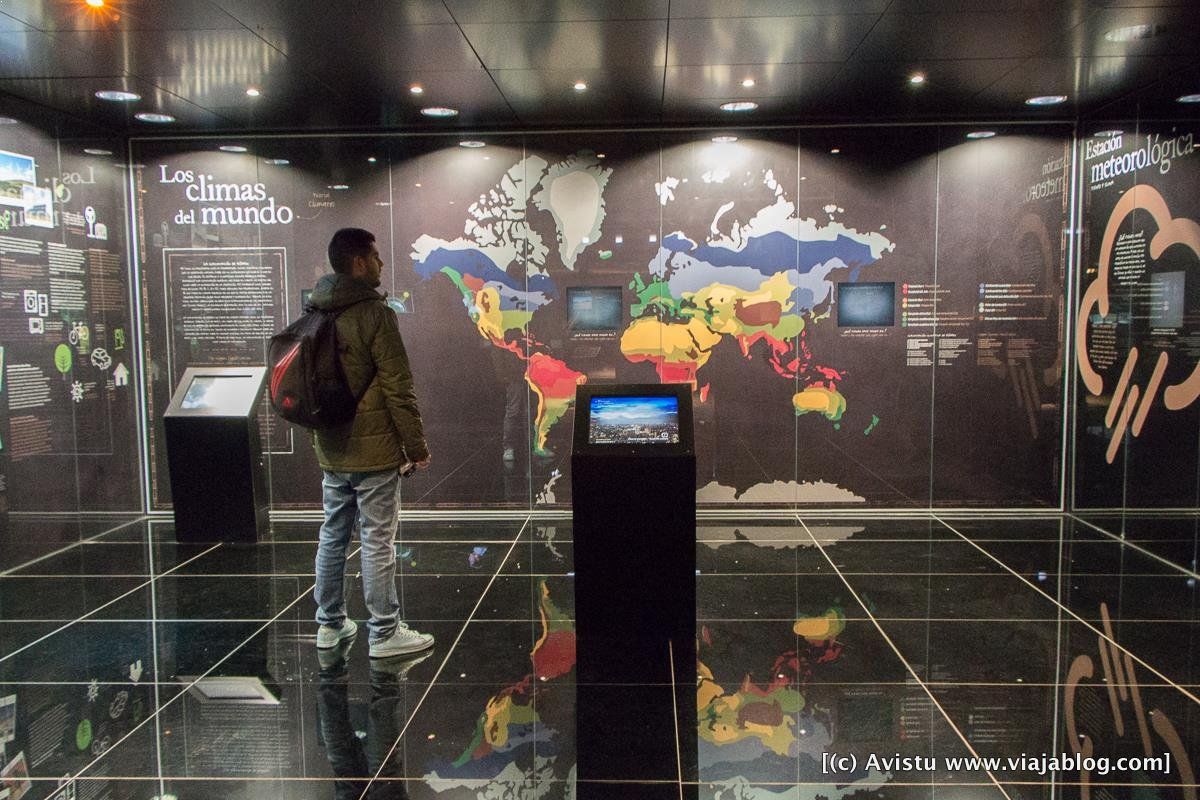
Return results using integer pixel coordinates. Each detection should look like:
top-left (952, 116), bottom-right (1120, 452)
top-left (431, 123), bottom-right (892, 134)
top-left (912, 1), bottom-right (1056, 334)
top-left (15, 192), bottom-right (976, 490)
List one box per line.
top-left (164, 366), bottom-right (269, 543)
top-left (572, 383), bottom-right (697, 797)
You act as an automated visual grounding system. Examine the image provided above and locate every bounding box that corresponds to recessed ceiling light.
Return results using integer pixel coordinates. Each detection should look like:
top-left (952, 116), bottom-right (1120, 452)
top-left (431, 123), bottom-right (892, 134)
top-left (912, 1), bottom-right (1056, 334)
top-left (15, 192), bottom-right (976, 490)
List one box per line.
top-left (1104, 24), bottom-right (1156, 42)
top-left (720, 101), bottom-right (758, 112)
top-left (410, 84), bottom-right (424, 95)
top-left (1025, 95), bottom-right (1068, 106)
top-left (909, 72), bottom-right (926, 85)
top-left (573, 80), bottom-right (587, 92)
top-left (712, 135), bottom-right (738, 143)
top-left (966, 131), bottom-right (996, 139)
top-left (245, 87), bottom-right (261, 97)
top-left (830, 148), bottom-right (841, 154)
top-left (367, 156), bottom-right (377, 163)
top-left (83, 147), bottom-right (113, 155)
top-left (0, 117), bottom-right (18, 125)
top-left (95, 90), bottom-right (140, 102)
top-left (1176, 94), bottom-right (1200, 104)
top-left (85, 0), bottom-right (104, 7)
top-left (421, 106), bottom-right (458, 117)
top-left (596, 153), bottom-right (606, 159)
top-left (264, 158), bottom-right (290, 165)
top-left (741, 78), bottom-right (755, 88)
top-left (135, 112), bottom-right (175, 123)
top-left (219, 145), bottom-right (248, 153)
top-left (459, 140), bottom-right (486, 148)
top-left (328, 184), bottom-right (350, 190)
top-left (1093, 129), bottom-right (1123, 137)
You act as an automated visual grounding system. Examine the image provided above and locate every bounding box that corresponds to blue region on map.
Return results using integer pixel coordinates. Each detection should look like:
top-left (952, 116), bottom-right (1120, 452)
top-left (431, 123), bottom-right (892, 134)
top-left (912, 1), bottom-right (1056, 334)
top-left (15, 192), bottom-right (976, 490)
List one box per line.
top-left (414, 247), bottom-right (558, 299)
top-left (662, 231), bottom-right (877, 274)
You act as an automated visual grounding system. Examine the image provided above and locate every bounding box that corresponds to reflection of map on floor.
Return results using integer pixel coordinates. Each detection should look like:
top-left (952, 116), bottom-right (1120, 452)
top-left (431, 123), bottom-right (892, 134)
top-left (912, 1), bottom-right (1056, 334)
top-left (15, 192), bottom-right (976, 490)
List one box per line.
top-left (412, 151), bottom-right (893, 501)
top-left (424, 579), bottom-right (575, 795)
top-left (702, 530), bottom-right (892, 799)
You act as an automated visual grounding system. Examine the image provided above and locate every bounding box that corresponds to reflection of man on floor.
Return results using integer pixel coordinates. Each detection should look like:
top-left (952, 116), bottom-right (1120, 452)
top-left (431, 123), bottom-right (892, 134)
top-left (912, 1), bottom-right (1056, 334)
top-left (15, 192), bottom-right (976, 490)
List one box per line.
top-left (318, 643), bottom-right (428, 799)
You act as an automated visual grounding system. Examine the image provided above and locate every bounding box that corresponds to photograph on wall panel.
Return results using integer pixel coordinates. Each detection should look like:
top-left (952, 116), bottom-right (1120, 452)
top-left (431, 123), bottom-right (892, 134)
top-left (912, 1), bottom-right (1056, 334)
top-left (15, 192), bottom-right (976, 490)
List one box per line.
top-left (1075, 122), bottom-right (1200, 508)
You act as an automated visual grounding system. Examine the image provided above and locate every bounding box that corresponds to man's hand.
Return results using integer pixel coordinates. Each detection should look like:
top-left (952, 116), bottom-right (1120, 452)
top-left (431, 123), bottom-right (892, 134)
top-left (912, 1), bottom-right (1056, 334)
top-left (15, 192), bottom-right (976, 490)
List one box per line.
top-left (414, 455), bottom-right (431, 469)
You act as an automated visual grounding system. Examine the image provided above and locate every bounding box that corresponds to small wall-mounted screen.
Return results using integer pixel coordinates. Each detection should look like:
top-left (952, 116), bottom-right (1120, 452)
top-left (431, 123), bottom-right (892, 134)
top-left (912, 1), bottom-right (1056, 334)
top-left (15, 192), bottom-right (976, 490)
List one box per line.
top-left (837, 282), bottom-right (895, 327)
top-left (567, 286), bottom-right (622, 336)
top-left (180, 375), bottom-right (255, 415)
top-left (588, 395), bottom-right (680, 445)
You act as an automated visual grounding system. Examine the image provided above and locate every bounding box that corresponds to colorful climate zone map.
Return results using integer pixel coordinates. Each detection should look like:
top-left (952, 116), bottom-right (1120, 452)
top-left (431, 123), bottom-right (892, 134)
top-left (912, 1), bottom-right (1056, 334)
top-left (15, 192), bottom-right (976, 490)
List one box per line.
top-left (411, 152), bottom-right (894, 499)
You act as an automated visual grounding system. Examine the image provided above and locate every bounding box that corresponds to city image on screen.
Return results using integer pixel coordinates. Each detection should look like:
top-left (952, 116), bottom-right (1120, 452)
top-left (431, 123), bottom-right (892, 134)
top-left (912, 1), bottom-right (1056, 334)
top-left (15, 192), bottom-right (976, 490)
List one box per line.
top-left (180, 375), bottom-right (253, 415)
top-left (588, 395), bottom-right (680, 445)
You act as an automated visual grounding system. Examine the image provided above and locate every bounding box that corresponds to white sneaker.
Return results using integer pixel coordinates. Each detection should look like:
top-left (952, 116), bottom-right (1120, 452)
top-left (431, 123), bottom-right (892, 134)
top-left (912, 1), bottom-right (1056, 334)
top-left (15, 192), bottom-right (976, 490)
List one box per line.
top-left (369, 623), bottom-right (434, 658)
top-left (316, 619), bottom-right (357, 649)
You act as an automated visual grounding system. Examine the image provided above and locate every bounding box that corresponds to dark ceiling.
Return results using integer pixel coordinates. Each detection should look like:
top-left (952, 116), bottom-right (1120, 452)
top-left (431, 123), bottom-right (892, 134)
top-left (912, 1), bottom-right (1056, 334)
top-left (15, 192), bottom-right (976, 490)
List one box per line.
top-left (1, 0), bottom-right (1198, 137)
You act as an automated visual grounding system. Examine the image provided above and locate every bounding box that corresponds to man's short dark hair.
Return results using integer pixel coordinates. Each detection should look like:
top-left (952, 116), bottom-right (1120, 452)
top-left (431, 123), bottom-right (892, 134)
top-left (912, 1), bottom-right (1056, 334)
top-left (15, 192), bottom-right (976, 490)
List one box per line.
top-left (328, 228), bottom-right (376, 274)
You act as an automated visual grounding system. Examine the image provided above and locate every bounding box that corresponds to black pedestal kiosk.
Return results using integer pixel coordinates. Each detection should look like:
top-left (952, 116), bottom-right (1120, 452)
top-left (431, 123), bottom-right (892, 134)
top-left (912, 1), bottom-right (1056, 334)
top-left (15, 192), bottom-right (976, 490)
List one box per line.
top-left (164, 366), bottom-right (269, 543)
top-left (571, 383), bottom-right (697, 798)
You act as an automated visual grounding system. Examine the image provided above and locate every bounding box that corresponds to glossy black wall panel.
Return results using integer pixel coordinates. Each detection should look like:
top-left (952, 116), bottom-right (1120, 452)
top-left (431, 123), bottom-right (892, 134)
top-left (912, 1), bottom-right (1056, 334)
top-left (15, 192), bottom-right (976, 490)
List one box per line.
top-left (132, 127), bottom-right (1071, 510)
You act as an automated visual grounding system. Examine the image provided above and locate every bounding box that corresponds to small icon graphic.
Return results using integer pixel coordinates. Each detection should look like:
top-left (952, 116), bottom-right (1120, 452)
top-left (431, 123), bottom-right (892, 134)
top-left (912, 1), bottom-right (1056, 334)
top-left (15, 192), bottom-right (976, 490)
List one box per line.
top-left (90, 348), bottom-right (112, 370)
top-left (54, 344), bottom-right (73, 374)
top-left (84, 206), bottom-right (107, 239)
top-left (108, 690), bottom-right (128, 719)
top-left (68, 322), bottom-right (90, 347)
top-left (113, 363), bottom-right (130, 387)
top-left (128, 660), bottom-right (143, 683)
top-left (70, 381), bottom-right (84, 403)
top-left (76, 720), bottom-right (93, 751)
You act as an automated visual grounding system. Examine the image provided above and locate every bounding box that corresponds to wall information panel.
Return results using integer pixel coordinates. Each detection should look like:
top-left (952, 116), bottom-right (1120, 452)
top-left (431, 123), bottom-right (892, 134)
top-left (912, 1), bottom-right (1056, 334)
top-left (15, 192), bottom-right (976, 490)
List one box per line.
top-left (0, 124), bottom-right (139, 511)
top-left (135, 129), bottom-right (1070, 510)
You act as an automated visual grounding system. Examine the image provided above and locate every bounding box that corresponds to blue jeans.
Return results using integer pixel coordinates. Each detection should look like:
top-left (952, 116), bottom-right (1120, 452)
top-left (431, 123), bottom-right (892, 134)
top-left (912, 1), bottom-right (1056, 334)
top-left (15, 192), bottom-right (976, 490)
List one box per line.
top-left (314, 469), bottom-right (401, 643)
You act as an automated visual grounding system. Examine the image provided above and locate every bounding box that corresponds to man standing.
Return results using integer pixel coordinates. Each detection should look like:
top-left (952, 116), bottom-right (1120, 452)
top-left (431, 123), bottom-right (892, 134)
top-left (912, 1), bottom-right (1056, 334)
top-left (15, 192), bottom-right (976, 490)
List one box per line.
top-left (311, 227), bottom-right (433, 658)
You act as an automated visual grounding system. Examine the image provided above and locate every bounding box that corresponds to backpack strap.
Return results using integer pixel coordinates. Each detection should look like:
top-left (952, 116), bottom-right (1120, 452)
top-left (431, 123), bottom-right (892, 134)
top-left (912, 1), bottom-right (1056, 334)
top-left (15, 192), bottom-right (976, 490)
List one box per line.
top-left (325, 296), bottom-right (380, 402)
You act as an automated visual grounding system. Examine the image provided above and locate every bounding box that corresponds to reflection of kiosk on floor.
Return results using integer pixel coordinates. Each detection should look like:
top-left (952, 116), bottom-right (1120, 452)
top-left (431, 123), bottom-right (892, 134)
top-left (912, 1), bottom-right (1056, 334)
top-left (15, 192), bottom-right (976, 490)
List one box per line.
top-left (571, 383), bottom-right (697, 796)
top-left (164, 366), bottom-right (268, 543)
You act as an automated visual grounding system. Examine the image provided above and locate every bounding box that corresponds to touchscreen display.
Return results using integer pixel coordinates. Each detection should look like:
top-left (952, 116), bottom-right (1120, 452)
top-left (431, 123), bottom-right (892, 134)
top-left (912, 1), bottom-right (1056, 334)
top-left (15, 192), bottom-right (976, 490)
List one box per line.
top-left (567, 287), bottom-right (622, 333)
top-left (837, 282), bottom-right (895, 327)
top-left (180, 375), bottom-right (254, 415)
top-left (587, 395), bottom-right (680, 445)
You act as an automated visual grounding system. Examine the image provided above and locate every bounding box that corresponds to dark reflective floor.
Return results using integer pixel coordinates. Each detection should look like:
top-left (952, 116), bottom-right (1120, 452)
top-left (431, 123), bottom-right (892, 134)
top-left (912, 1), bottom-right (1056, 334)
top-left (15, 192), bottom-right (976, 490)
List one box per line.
top-left (0, 514), bottom-right (1196, 799)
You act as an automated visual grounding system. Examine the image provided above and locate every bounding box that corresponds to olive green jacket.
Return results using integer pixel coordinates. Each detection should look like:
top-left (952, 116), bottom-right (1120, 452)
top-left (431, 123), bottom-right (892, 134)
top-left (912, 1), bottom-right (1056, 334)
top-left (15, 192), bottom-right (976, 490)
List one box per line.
top-left (307, 273), bottom-right (428, 472)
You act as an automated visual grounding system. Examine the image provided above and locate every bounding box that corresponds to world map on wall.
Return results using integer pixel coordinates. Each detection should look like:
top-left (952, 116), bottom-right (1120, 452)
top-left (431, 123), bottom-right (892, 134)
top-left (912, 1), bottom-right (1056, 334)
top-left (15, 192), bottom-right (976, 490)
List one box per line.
top-left (411, 150), bottom-right (894, 500)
